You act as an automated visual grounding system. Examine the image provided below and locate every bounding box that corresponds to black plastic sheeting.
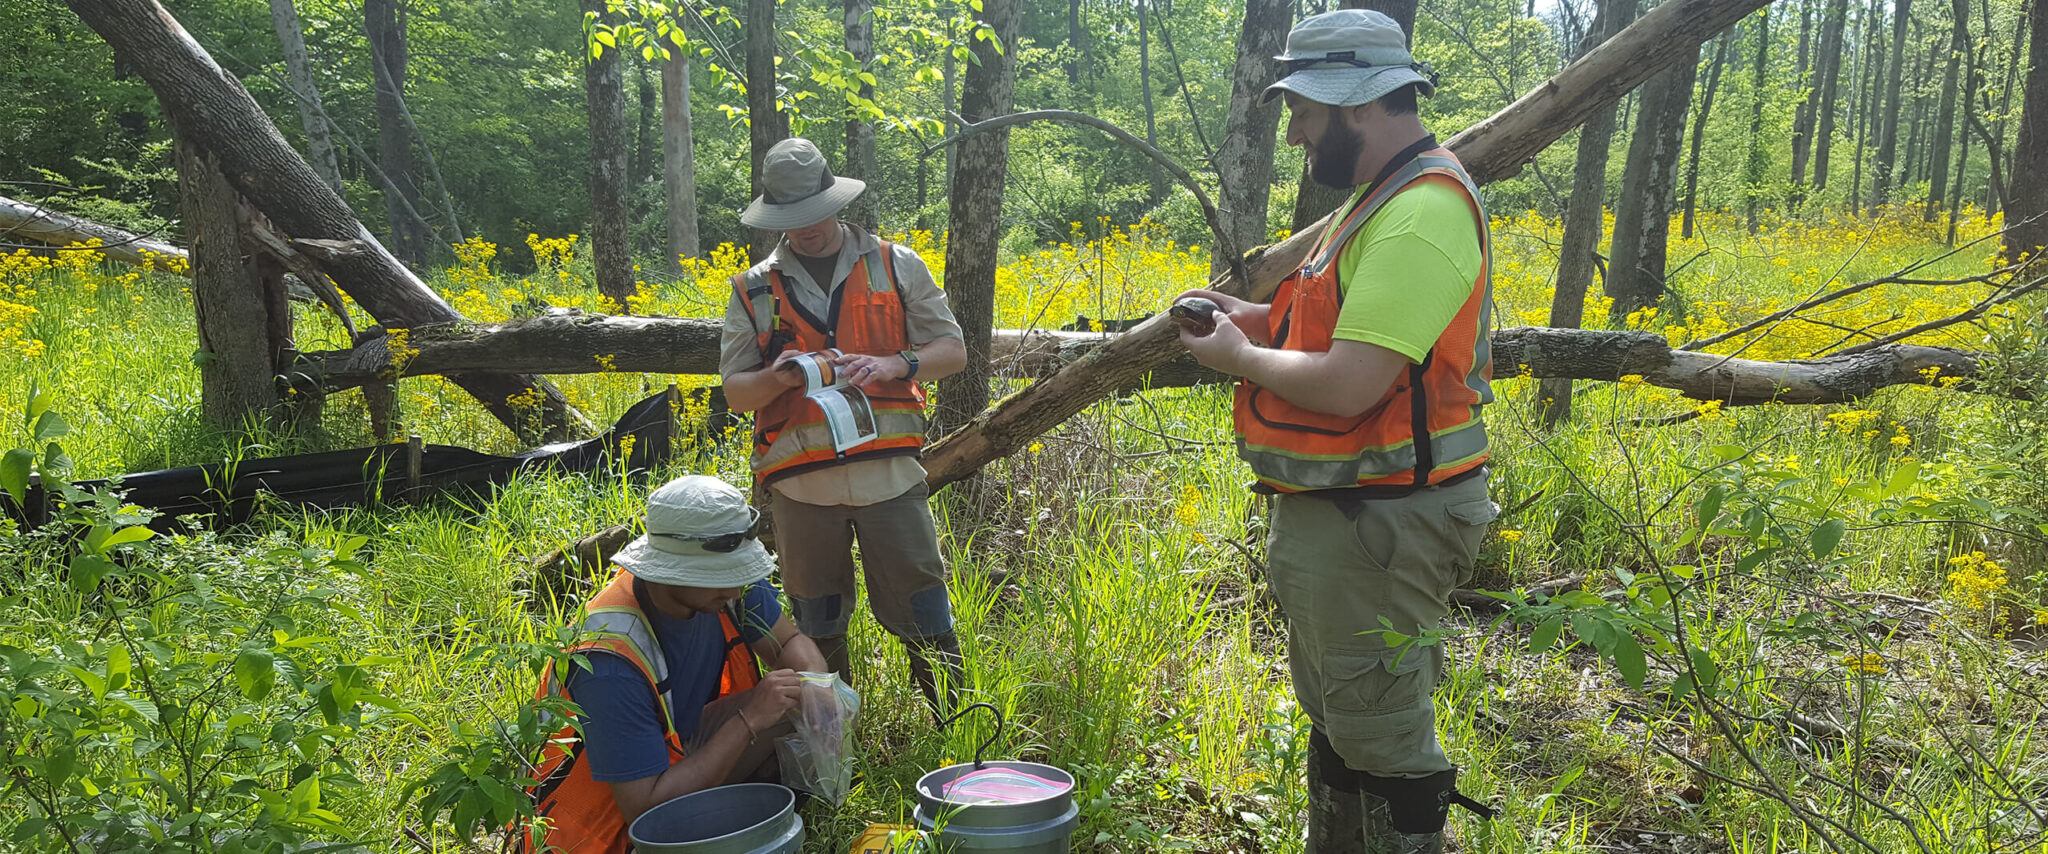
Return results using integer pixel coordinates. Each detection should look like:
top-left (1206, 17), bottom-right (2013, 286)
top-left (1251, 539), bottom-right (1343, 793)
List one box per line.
top-left (6, 391), bottom-right (700, 528)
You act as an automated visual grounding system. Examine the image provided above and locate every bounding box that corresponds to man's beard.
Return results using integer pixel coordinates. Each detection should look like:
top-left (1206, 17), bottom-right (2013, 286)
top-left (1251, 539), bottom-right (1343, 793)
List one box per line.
top-left (1307, 120), bottom-right (1365, 189)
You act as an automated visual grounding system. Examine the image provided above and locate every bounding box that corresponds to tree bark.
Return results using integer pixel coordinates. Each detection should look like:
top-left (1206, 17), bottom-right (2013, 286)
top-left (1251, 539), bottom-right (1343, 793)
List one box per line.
top-left (661, 42), bottom-right (698, 274)
top-left (1607, 47), bottom-right (1699, 322)
top-left (843, 0), bottom-right (879, 234)
top-left (583, 0), bottom-right (635, 313)
top-left (1212, 0), bottom-right (1289, 275)
top-left (1851, 0), bottom-right (1885, 214)
top-left (178, 131), bottom-right (290, 429)
top-left (1683, 29), bottom-right (1733, 237)
top-left (1925, 0), bottom-right (1967, 219)
top-left (1066, 0), bottom-right (1087, 86)
top-left (633, 62), bottom-right (658, 193)
top-left (1812, 0), bottom-right (1850, 192)
top-left (64, 0), bottom-right (590, 442)
top-left (1992, 0), bottom-right (2028, 213)
top-left (934, 0), bottom-right (1021, 437)
top-left (1745, 8), bottom-right (1770, 233)
top-left (918, 0), bottom-right (1783, 491)
top-left (746, 0), bottom-right (787, 264)
top-left (2006, 0), bottom-right (2048, 261)
top-left (1137, 0), bottom-right (1165, 203)
top-left (302, 319), bottom-right (2026, 409)
top-left (1290, 0), bottom-right (1417, 234)
top-left (268, 0), bottom-right (341, 193)
top-left (1538, 0), bottom-right (1637, 428)
top-left (1873, 0), bottom-right (1912, 206)
top-left (364, 0), bottom-right (430, 267)
top-left (1791, 0), bottom-right (1819, 203)
top-left (0, 194), bottom-right (188, 265)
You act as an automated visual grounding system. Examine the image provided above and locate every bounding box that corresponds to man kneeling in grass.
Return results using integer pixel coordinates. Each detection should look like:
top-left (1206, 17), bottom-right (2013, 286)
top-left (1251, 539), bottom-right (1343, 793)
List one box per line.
top-left (523, 475), bottom-right (828, 853)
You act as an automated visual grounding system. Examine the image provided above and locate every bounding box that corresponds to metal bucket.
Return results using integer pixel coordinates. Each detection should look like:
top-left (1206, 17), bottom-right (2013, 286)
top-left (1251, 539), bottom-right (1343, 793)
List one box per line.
top-left (912, 761), bottom-right (1078, 853)
top-left (626, 783), bottom-right (805, 853)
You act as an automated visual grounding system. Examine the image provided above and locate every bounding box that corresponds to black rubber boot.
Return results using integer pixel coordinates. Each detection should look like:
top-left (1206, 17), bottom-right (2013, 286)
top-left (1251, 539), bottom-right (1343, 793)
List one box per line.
top-left (904, 632), bottom-right (965, 717)
top-left (1306, 730), bottom-right (1367, 854)
top-left (812, 635), bottom-right (853, 686)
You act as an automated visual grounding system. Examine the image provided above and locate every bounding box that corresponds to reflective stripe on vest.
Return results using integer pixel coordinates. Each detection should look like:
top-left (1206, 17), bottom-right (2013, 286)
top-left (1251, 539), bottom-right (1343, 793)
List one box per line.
top-left (731, 241), bottom-right (928, 484)
top-left (1232, 150), bottom-right (1495, 494)
top-left (520, 570), bottom-right (763, 854)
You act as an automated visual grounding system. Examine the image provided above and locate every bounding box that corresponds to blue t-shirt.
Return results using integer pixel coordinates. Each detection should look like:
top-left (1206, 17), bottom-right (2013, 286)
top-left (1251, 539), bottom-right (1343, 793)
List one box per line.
top-left (565, 579), bottom-right (781, 783)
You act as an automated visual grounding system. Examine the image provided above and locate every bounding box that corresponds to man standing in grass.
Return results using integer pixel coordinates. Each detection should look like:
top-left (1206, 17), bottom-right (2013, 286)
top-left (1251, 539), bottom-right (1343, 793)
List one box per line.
top-left (1176, 10), bottom-right (1498, 853)
top-left (720, 137), bottom-right (969, 711)
top-left (525, 475), bottom-right (827, 852)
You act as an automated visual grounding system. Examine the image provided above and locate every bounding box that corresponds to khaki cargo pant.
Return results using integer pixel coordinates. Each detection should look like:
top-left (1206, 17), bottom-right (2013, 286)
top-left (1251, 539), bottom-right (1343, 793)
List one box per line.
top-left (770, 482), bottom-right (955, 642)
top-left (1267, 473), bottom-right (1495, 778)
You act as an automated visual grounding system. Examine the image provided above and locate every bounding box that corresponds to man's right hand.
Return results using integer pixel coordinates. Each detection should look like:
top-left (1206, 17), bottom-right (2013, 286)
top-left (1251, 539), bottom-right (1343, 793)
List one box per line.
top-left (768, 351), bottom-right (808, 387)
top-left (744, 668), bottom-right (804, 726)
top-left (1173, 289), bottom-right (1271, 346)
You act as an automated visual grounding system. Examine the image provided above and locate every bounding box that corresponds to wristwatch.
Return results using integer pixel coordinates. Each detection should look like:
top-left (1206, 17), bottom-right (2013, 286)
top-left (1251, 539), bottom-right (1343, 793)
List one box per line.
top-left (899, 348), bottom-right (920, 380)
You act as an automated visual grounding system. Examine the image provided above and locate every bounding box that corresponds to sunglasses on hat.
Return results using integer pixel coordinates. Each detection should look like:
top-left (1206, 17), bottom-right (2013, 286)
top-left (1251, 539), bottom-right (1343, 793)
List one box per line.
top-left (1273, 52), bottom-right (1438, 85)
top-left (648, 507), bottom-right (762, 554)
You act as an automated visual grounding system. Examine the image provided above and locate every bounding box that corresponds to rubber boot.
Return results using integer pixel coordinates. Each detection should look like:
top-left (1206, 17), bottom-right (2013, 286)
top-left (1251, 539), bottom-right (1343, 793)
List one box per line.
top-left (1306, 735), bottom-right (1367, 854)
top-left (904, 632), bottom-right (965, 718)
top-left (812, 635), bottom-right (853, 686)
top-left (1360, 790), bottom-right (1444, 854)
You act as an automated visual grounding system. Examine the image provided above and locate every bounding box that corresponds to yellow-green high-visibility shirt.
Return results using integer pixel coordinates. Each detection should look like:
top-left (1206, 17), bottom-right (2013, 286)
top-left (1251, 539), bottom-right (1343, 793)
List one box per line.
top-left (1329, 179), bottom-right (1484, 364)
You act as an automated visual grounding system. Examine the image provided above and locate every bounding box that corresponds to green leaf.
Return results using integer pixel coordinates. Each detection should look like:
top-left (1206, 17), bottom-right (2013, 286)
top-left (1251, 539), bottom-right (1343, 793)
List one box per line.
top-left (102, 525), bottom-right (154, 549)
top-left (68, 554), bottom-right (113, 592)
top-left (32, 411), bottom-right (68, 443)
top-left (24, 380), bottom-right (52, 426)
top-left (289, 775), bottom-right (322, 815)
top-left (1529, 616), bottom-right (1563, 653)
top-left (64, 665), bottom-right (106, 702)
top-left (1696, 485), bottom-right (1725, 530)
top-left (1734, 547), bottom-right (1775, 575)
top-left (235, 649), bottom-right (276, 702)
top-left (0, 448), bottom-right (31, 506)
top-left (42, 441), bottom-right (69, 477)
top-left (118, 696), bottom-right (159, 723)
top-left (1610, 631), bottom-right (1646, 690)
top-left (1810, 518), bottom-right (1846, 559)
top-left (45, 747), bottom-right (74, 787)
top-left (1886, 460), bottom-right (1921, 498)
top-left (106, 643), bottom-right (130, 692)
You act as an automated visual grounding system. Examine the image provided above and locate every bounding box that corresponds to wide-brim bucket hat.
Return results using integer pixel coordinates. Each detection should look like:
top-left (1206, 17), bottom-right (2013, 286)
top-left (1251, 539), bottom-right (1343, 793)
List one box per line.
top-left (1264, 9), bottom-right (1437, 107)
top-left (611, 475), bottom-right (776, 588)
top-left (740, 138), bottom-right (868, 230)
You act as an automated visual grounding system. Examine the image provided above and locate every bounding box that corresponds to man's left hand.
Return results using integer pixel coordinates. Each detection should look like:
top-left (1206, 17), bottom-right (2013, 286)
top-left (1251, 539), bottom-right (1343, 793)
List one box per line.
top-left (1180, 312), bottom-right (1253, 376)
top-left (829, 351), bottom-right (909, 389)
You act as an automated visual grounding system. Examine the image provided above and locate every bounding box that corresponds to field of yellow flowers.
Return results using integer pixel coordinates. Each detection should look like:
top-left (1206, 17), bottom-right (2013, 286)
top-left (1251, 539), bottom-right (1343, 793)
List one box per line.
top-left (1, 208), bottom-right (2044, 852)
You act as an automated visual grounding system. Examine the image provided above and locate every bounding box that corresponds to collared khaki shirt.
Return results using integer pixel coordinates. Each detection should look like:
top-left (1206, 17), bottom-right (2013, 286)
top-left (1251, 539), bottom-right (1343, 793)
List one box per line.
top-left (719, 224), bottom-right (963, 507)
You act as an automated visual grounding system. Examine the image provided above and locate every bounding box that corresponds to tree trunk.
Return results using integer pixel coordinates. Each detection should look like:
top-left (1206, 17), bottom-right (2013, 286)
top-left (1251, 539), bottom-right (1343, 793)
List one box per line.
top-left (1683, 29), bottom-right (1733, 238)
top-left (1947, 33), bottom-right (1976, 244)
top-left (1812, 0), bottom-right (1850, 192)
top-left (268, 0), bottom-right (341, 193)
top-left (1925, 0), bottom-right (1966, 219)
top-left (843, 0), bottom-right (879, 233)
top-left (582, 0), bottom-right (634, 313)
top-left (1290, 0), bottom-right (1418, 233)
top-left (1745, 8), bottom-right (1770, 233)
top-left (1137, 0), bottom-right (1165, 203)
top-left (918, 0), bottom-right (1783, 491)
top-left (1902, 28), bottom-right (1932, 187)
top-left (178, 131), bottom-right (290, 429)
top-left (364, 0), bottom-right (430, 267)
top-left (1538, 0), bottom-right (1638, 428)
top-left (2004, 0), bottom-right (2048, 261)
top-left (933, 0), bottom-right (1020, 437)
top-left (661, 45), bottom-right (698, 274)
top-left (1873, 0), bottom-right (1912, 206)
top-left (1212, 0), bottom-right (1290, 275)
top-left (942, 19), bottom-right (958, 192)
top-left (633, 61), bottom-right (658, 194)
top-left (1066, 0), bottom-right (1086, 86)
top-left (1852, 0), bottom-right (1885, 214)
top-left (1608, 47), bottom-right (1699, 323)
top-left (746, 0), bottom-right (787, 264)
top-left (1993, 0), bottom-right (2029, 213)
top-left (1790, 0), bottom-right (1818, 203)
top-left (65, 0), bottom-right (590, 442)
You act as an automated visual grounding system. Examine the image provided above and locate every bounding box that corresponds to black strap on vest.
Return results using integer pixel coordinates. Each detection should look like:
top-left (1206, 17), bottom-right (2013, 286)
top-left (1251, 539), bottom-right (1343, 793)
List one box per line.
top-left (1362, 134), bottom-right (1439, 197)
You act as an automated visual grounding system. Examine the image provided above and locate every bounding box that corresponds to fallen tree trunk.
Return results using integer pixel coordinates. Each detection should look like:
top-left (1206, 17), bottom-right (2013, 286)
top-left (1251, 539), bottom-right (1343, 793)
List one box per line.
top-left (62, 0), bottom-right (591, 442)
top-left (302, 317), bottom-right (2023, 404)
top-left (0, 194), bottom-right (187, 266)
top-left (917, 0), bottom-right (1778, 491)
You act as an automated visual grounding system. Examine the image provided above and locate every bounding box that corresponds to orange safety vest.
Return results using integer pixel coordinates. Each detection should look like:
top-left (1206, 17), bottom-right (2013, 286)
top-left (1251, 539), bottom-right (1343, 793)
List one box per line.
top-left (520, 570), bottom-right (764, 853)
top-left (1233, 146), bottom-right (1494, 494)
top-left (732, 241), bottom-right (928, 485)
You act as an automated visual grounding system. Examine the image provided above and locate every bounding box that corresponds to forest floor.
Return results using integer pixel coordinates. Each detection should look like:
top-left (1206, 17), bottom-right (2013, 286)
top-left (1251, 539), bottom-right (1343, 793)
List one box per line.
top-left (0, 207), bottom-right (2044, 853)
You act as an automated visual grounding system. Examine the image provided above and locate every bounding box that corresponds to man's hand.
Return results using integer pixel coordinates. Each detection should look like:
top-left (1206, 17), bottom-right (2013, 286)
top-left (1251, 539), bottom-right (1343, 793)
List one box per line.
top-left (768, 350), bottom-right (809, 388)
top-left (1179, 312), bottom-right (1254, 376)
top-left (1174, 288), bottom-right (1272, 346)
top-left (828, 351), bottom-right (909, 389)
top-left (743, 669), bottom-right (804, 727)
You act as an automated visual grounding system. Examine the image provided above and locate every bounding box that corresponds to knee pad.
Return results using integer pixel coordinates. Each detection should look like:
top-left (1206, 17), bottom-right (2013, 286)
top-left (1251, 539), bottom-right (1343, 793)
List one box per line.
top-left (1309, 727), bottom-right (1365, 794)
top-left (789, 592), bottom-right (852, 638)
top-left (1357, 768), bottom-right (1497, 834)
top-left (884, 584), bottom-right (954, 639)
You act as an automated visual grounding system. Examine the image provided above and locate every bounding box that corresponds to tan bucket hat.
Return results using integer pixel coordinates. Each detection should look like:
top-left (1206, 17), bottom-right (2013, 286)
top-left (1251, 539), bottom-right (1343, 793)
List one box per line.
top-left (740, 138), bottom-right (868, 230)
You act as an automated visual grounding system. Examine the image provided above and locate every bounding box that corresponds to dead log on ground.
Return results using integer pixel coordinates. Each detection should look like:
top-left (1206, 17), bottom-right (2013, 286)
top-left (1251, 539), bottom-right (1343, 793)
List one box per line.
top-left (0, 194), bottom-right (187, 266)
top-left (62, 0), bottom-right (591, 442)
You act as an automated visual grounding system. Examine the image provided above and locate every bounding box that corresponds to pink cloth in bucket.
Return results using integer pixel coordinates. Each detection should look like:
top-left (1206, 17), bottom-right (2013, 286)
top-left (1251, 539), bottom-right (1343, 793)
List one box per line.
top-left (939, 767), bottom-right (1071, 805)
